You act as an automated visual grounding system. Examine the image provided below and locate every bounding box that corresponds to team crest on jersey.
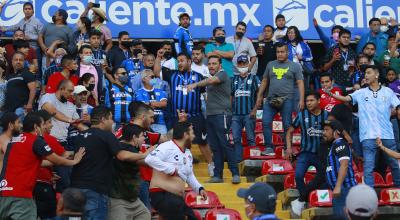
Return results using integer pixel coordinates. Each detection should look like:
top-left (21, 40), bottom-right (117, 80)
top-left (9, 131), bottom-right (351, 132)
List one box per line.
top-left (11, 134), bottom-right (26, 143)
top-left (247, 79), bottom-right (252, 84)
top-left (192, 75), bottom-right (197, 81)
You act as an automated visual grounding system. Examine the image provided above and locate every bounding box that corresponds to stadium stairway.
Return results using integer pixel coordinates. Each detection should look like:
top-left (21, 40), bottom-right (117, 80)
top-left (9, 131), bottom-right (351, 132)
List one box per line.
top-left (191, 145), bottom-right (297, 220)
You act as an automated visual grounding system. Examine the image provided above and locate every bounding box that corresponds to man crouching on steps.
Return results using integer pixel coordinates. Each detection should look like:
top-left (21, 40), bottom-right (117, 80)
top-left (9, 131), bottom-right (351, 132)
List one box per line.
top-left (145, 121), bottom-right (207, 220)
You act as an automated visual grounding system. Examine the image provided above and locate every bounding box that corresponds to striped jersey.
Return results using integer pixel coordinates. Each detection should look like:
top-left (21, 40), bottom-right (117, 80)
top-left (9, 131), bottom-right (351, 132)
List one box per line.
top-left (105, 83), bottom-right (134, 124)
top-left (292, 109), bottom-right (328, 153)
top-left (165, 71), bottom-right (204, 117)
top-left (231, 74), bottom-right (260, 115)
top-left (326, 138), bottom-right (357, 190)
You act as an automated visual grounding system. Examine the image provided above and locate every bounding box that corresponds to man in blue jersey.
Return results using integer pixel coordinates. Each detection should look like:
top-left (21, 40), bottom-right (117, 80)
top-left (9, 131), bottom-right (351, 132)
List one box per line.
top-left (163, 53), bottom-right (214, 176)
top-left (330, 65), bottom-right (400, 188)
top-left (286, 92), bottom-right (328, 216)
top-left (174, 13), bottom-right (194, 56)
top-left (323, 120), bottom-right (357, 220)
top-left (135, 69), bottom-right (168, 135)
top-left (105, 67), bottom-right (134, 128)
top-left (231, 55), bottom-right (260, 162)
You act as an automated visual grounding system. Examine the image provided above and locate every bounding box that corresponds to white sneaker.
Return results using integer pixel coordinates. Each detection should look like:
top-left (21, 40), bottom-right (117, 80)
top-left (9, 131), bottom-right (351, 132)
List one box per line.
top-left (207, 163), bottom-right (215, 177)
top-left (291, 198), bottom-right (305, 217)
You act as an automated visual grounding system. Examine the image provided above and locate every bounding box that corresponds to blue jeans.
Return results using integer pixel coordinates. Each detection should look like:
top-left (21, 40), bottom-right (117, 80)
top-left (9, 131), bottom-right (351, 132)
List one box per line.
top-left (207, 114), bottom-right (239, 177)
top-left (231, 115), bottom-right (256, 162)
top-left (351, 116), bottom-right (362, 157)
top-left (332, 187), bottom-right (351, 220)
top-left (78, 189), bottom-right (109, 220)
top-left (150, 124), bottom-right (168, 135)
top-left (54, 142), bottom-right (72, 192)
top-left (262, 99), bottom-right (293, 149)
top-left (391, 118), bottom-right (400, 150)
top-left (362, 139), bottom-right (400, 187)
top-left (295, 152), bottom-right (325, 202)
top-left (139, 180), bottom-right (151, 210)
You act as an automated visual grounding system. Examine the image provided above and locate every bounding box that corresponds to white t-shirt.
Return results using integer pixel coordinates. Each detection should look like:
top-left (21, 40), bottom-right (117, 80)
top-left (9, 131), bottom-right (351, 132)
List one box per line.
top-left (191, 63), bottom-right (210, 78)
top-left (39, 93), bottom-right (79, 142)
top-left (145, 140), bottom-right (203, 193)
top-left (226, 36), bottom-right (257, 75)
top-left (160, 58), bottom-right (178, 80)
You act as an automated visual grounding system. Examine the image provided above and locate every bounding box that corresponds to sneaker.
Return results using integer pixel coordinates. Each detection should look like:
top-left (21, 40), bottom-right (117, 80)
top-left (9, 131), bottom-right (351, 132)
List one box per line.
top-left (207, 177), bottom-right (224, 183)
top-left (291, 198), bottom-right (305, 216)
top-left (207, 163), bottom-right (215, 177)
top-left (261, 147), bottom-right (275, 156)
top-left (231, 175), bottom-right (241, 184)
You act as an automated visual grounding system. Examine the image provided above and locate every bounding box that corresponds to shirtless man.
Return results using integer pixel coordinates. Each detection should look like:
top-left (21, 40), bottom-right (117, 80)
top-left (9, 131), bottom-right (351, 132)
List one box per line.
top-left (0, 112), bottom-right (22, 171)
top-left (145, 121), bottom-right (207, 220)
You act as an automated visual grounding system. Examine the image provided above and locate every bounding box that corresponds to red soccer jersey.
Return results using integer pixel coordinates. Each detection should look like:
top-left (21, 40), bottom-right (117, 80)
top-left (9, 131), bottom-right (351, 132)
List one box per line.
top-left (45, 72), bottom-right (79, 94)
top-left (0, 133), bottom-right (53, 198)
top-left (319, 87), bottom-right (343, 112)
top-left (36, 134), bottom-right (66, 184)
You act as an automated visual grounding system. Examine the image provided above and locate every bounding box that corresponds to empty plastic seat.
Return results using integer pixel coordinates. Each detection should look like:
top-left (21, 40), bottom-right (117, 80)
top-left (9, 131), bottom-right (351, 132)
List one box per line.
top-left (309, 189), bottom-right (333, 207)
top-left (380, 188), bottom-right (400, 205)
top-left (386, 172), bottom-right (394, 187)
top-left (272, 133), bottom-right (284, 146)
top-left (185, 191), bottom-right (224, 209)
top-left (255, 121), bottom-right (263, 133)
top-left (261, 159), bottom-right (294, 175)
top-left (355, 172), bottom-right (386, 187)
top-left (255, 133), bottom-right (264, 146)
top-left (283, 172), bottom-right (315, 190)
top-left (205, 208), bottom-right (242, 220)
top-left (242, 146), bottom-right (266, 160)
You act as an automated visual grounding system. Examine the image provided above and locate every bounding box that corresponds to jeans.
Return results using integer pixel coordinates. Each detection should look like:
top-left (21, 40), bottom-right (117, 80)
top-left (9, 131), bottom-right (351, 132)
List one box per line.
top-left (391, 118), bottom-right (400, 150)
top-left (15, 107), bottom-right (25, 122)
top-left (54, 141), bottom-right (72, 192)
top-left (231, 115), bottom-right (256, 162)
top-left (150, 124), bottom-right (168, 135)
top-left (78, 188), bottom-right (109, 220)
top-left (332, 187), bottom-right (351, 220)
top-left (351, 116), bottom-right (362, 157)
top-left (262, 99), bottom-right (293, 149)
top-left (362, 139), bottom-right (400, 187)
top-left (139, 180), bottom-right (151, 210)
top-left (295, 152), bottom-right (326, 202)
top-left (207, 114), bottom-right (239, 178)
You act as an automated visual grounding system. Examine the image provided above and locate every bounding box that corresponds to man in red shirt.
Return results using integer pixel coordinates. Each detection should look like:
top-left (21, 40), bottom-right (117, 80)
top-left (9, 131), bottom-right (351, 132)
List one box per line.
top-left (46, 55), bottom-right (79, 93)
top-left (34, 110), bottom-right (68, 220)
top-left (0, 113), bottom-right (85, 220)
top-left (318, 73), bottom-right (343, 112)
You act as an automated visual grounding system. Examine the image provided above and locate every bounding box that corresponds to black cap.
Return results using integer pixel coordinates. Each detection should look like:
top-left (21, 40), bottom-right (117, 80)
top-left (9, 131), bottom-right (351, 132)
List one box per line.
top-left (132, 39), bottom-right (142, 46)
top-left (324, 120), bottom-right (344, 133)
top-left (36, 110), bottom-right (55, 121)
top-left (237, 182), bottom-right (276, 213)
top-left (179, 12), bottom-right (190, 20)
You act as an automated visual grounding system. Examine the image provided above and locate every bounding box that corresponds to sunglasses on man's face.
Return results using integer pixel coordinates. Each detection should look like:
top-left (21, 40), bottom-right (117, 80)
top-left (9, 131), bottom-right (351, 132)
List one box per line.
top-left (118, 72), bottom-right (127, 75)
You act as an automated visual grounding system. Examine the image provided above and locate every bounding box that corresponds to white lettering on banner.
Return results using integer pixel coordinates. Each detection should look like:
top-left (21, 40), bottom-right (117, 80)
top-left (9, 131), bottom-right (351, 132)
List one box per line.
top-left (2, 0), bottom-right (400, 38)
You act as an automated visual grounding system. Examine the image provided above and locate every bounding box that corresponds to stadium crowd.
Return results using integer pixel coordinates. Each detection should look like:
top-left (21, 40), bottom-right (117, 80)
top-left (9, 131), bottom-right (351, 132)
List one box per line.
top-left (0, 1), bottom-right (399, 220)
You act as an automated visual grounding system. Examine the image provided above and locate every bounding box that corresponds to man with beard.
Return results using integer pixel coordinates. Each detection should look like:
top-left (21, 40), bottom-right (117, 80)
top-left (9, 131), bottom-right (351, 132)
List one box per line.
top-left (0, 113), bottom-right (22, 171)
top-left (329, 65), bottom-right (400, 189)
top-left (322, 29), bottom-right (357, 91)
top-left (145, 121), bottom-right (207, 220)
top-left (174, 13), bottom-right (194, 56)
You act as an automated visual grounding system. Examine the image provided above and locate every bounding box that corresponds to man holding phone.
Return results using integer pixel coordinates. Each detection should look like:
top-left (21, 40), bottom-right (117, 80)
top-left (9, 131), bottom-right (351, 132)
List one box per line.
top-left (322, 29), bottom-right (357, 91)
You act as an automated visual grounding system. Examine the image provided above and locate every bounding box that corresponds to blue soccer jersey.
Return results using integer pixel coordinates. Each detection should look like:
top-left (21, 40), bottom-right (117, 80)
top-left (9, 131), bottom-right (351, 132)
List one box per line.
top-left (135, 88), bottom-right (167, 125)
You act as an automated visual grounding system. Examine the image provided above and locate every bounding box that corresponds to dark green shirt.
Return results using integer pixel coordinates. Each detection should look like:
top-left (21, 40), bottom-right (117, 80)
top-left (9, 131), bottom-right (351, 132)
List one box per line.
top-left (109, 142), bottom-right (140, 201)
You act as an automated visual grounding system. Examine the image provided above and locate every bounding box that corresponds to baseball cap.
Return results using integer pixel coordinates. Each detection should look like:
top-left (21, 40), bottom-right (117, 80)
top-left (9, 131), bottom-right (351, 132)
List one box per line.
top-left (36, 110), bottom-right (55, 122)
top-left (237, 55), bottom-right (249, 63)
top-left (92, 8), bottom-right (108, 21)
top-left (346, 184), bottom-right (378, 217)
top-left (237, 182), bottom-right (276, 213)
top-left (73, 85), bottom-right (89, 95)
top-left (324, 120), bottom-right (344, 133)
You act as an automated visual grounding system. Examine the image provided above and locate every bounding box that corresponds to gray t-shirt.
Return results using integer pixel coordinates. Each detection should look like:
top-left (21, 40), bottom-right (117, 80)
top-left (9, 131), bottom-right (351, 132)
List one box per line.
top-left (226, 36), bottom-right (257, 74)
top-left (263, 60), bottom-right (303, 99)
top-left (41, 23), bottom-right (75, 53)
top-left (206, 71), bottom-right (232, 116)
top-left (39, 93), bottom-right (79, 142)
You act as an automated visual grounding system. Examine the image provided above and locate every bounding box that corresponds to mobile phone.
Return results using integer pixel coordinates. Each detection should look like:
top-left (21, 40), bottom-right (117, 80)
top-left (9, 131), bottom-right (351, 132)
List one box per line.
top-left (92, 3), bottom-right (100, 8)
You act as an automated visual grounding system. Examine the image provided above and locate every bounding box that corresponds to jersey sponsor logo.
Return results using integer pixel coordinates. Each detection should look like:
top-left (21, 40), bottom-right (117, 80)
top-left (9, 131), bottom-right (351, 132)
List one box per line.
top-left (272, 67), bottom-right (289, 80)
top-left (306, 127), bottom-right (323, 137)
top-left (11, 134), bottom-right (26, 143)
top-left (0, 179), bottom-right (13, 191)
top-left (235, 90), bottom-right (251, 97)
top-left (335, 145), bottom-right (346, 153)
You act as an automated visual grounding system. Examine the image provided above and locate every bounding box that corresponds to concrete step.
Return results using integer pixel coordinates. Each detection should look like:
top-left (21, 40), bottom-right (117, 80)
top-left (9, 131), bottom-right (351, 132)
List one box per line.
top-left (194, 162), bottom-right (231, 169)
top-left (193, 168), bottom-right (234, 177)
top-left (196, 176), bottom-right (247, 184)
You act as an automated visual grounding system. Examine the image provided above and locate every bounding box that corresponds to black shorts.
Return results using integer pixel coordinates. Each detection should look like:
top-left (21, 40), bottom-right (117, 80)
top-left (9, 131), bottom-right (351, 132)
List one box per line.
top-left (33, 182), bottom-right (57, 219)
top-left (150, 191), bottom-right (196, 220)
top-left (188, 115), bottom-right (207, 145)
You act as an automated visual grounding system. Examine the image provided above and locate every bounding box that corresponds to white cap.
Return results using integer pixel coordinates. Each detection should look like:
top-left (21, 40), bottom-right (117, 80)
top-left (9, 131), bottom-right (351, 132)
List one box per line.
top-left (73, 85), bottom-right (88, 95)
top-left (345, 184), bottom-right (378, 217)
